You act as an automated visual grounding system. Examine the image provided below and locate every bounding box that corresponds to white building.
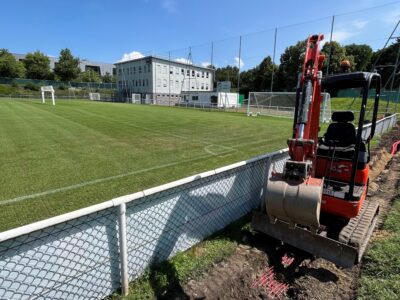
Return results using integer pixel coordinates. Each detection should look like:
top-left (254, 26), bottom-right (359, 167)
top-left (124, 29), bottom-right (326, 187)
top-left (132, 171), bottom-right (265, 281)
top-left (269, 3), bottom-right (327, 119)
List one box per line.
top-left (181, 91), bottom-right (239, 108)
top-left (115, 56), bottom-right (214, 103)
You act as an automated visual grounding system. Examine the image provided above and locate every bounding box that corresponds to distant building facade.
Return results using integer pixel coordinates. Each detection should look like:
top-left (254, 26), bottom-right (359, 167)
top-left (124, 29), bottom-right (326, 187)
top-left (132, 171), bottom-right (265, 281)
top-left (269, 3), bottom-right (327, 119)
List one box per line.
top-left (115, 56), bottom-right (215, 102)
top-left (12, 53), bottom-right (115, 76)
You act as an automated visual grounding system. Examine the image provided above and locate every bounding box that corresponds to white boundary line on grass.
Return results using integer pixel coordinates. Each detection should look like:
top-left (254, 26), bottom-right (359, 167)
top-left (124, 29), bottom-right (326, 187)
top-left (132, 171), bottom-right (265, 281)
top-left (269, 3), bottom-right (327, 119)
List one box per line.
top-left (0, 151), bottom-right (234, 206)
top-left (0, 137), bottom-right (276, 206)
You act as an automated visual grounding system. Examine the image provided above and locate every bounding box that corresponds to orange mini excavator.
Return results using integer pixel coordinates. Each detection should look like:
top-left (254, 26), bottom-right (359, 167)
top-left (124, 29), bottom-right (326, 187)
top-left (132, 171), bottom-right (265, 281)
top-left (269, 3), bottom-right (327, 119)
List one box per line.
top-left (252, 34), bottom-right (381, 267)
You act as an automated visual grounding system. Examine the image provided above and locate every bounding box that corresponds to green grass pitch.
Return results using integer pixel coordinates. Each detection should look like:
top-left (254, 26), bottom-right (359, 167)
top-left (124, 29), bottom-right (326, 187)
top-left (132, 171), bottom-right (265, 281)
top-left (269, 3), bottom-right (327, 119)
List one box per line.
top-left (0, 99), bottom-right (292, 231)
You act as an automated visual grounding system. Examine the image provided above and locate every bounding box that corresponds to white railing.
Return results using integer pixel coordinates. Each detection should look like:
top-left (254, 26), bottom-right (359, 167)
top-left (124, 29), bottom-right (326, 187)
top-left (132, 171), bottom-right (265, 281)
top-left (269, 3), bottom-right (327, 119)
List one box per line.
top-left (0, 113), bottom-right (397, 299)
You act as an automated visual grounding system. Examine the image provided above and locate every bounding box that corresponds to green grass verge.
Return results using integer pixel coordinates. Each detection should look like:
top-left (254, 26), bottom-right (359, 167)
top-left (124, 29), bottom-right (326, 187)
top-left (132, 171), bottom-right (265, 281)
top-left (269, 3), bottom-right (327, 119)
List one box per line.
top-left (108, 216), bottom-right (250, 299)
top-left (358, 196), bottom-right (400, 299)
top-left (0, 99), bottom-right (291, 231)
top-left (330, 97), bottom-right (399, 119)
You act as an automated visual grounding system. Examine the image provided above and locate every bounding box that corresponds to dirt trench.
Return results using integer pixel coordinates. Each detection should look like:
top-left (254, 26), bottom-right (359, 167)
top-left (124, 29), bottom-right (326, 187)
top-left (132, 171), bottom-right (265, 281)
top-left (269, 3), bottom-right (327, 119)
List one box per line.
top-left (180, 125), bottom-right (400, 300)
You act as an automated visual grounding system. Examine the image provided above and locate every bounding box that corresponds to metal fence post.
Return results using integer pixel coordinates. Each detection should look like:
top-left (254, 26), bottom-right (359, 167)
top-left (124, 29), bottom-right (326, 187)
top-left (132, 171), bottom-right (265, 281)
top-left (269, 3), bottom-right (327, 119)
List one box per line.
top-left (118, 203), bottom-right (129, 296)
top-left (260, 155), bottom-right (274, 211)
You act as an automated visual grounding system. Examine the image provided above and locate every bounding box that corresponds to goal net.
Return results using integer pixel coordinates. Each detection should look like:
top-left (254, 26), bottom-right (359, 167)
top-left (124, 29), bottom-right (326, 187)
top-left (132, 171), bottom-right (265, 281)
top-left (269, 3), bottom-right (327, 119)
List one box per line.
top-left (247, 91), bottom-right (331, 123)
top-left (89, 93), bottom-right (101, 101)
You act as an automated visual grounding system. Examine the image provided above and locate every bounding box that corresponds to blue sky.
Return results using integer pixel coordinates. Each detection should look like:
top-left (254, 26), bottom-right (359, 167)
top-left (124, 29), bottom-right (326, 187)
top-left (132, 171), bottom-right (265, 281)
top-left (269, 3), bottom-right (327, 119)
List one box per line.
top-left (1, 0), bottom-right (399, 70)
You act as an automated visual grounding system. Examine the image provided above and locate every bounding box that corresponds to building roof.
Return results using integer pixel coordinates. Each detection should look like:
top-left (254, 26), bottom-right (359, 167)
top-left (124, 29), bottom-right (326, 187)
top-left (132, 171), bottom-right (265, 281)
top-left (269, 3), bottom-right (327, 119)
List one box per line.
top-left (114, 55), bottom-right (214, 71)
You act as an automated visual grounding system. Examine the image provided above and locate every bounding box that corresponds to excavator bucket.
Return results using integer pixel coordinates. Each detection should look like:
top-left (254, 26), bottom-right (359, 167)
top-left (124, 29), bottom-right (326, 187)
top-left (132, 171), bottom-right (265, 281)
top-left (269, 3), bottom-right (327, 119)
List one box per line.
top-left (252, 198), bottom-right (379, 268)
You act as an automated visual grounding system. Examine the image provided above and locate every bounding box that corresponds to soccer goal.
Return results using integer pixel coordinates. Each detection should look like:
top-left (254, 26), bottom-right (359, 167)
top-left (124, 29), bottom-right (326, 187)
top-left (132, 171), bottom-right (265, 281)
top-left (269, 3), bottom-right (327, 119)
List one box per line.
top-left (41, 86), bottom-right (55, 106)
top-left (247, 91), bottom-right (331, 123)
top-left (89, 93), bottom-right (101, 101)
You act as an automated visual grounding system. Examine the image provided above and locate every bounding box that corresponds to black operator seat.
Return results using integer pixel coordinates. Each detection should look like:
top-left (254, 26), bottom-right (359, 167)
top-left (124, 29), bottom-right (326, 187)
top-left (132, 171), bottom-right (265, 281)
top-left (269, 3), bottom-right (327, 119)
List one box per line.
top-left (324, 111), bottom-right (356, 147)
top-left (317, 111), bottom-right (360, 160)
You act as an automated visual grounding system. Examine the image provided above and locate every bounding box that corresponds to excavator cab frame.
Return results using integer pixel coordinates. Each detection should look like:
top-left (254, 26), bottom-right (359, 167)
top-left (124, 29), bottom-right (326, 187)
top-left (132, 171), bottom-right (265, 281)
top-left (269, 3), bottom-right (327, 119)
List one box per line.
top-left (320, 72), bottom-right (381, 199)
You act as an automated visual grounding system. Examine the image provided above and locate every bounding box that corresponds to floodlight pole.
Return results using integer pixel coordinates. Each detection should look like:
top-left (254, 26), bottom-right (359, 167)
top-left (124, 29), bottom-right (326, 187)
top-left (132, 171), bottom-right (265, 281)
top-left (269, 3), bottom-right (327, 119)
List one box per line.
top-left (210, 42), bottom-right (214, 68)
top-left (168, 51), bottom-right (171, 104)
top-left (237, 35), bottom-right (242, 92)
top-left (326, 15), bottom-right (335, 76)
top-left (390, 43), bottom-right (400, 91)
top-left (270, 27), bottom-right (277, 93)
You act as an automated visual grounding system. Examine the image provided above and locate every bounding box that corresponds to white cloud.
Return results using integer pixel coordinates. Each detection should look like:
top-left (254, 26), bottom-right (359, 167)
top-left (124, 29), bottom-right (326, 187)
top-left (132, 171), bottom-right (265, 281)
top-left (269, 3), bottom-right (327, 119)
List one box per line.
top-left (352, 20), bottom-right (367, 29)
top-left (162, 0), bottom-right (178, 14)
top-left (201, 61), bottom-right (211, 67)
top-left (175, 57), bottom-right (192, 64)
top-left (326, 30), bottom-right (354, 43)
top-left (118, 51), bottom-right (145, 62)
top-left (234, 57), bottom-right (244, 68)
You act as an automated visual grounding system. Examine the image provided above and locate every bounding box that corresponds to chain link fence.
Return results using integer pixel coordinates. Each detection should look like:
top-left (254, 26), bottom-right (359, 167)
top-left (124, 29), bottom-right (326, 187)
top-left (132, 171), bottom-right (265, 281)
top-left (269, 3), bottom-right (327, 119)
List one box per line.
top-left (0, 113), bottom-right (397, 299)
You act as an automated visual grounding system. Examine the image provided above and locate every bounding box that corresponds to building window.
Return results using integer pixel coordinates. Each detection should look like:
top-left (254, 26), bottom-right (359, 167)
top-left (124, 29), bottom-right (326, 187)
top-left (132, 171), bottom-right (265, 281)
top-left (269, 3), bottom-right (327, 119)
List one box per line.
top-left (175, 80), bottom-right (179, 87)
top-left (201, 83), bottom-right (204, 90)
top-left (206, 72), bottom-right (209, 78)
top-left (206, 83), bottom-right (209, 90)
top-left (202, 72), bottom-right (204, 78)
top-left (130, 67), bottom-right (133, 75)
top-left (163, 65), bottom-right (167, 74)
top-left (192, 70), bottom-right (195, 77)
top-left (187, 69), bottom-right (190, 76)
top-left (175, 68), bottom-right (179, 75)
top-left (148, 65), bottom-right (151, 72)
top-left (170, 66), bottom-right (174, 74)
top-left (118, 69), bottom-right (122, 75)
top-left (197, 72), bottom-right (199, 77)
top-left (139, 66), bottom-right (142, 73)
top-left (157, 64), bottom-right (161, 73)
top-left (157, 79), bottom-right (161, 87)
top-left (192, 96), bottom-right (198, 101)
top-left (163, 79), bottom-right (167, 87)
top-left (181, 68), bottom-right (184, 75)
top-left (133, 67), bottom-right (136, 74)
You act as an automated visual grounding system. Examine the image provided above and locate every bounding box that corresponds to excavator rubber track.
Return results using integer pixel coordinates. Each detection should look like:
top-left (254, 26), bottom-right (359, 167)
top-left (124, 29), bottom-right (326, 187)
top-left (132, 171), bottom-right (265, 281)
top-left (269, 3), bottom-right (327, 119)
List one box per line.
top-left (252, 198), bottom-right (379, 268)
top-left (338, 199), bottom-right (379, 263)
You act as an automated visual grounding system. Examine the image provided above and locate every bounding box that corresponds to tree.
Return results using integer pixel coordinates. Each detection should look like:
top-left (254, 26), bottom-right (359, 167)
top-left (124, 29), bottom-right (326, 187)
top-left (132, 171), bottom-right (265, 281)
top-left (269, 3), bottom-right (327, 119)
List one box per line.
top-left (345, 44), bottom-right (373, 71)
top-left (79, 69), bottom-right (101, 83)
top-left (321, 41), bottom-right (355, 74)
top-left (239, 69), bottom-right (256, 96)
top-left (215, 65), bottom-right (239, 88)
top-left (371, 39), bottom-right (400, 89)
top-left (0, 49), bottom-right (25, 78)
top-left (102, 72), bottom-right (116, 83)
top-left (253, 56), bottom-right (276, 91)
top-left (54, 48), bottom-right (80, 82)
top-left (275, 40), bottom-right (307, 91)
top-left (24, 51), bottom-right (51, 79)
